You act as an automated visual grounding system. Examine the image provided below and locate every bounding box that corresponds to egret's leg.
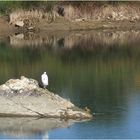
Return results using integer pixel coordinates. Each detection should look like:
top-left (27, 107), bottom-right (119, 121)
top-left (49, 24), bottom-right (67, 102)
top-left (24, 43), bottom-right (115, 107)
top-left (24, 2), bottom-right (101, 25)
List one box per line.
top-left (43, 85), bottom-right (47, 89)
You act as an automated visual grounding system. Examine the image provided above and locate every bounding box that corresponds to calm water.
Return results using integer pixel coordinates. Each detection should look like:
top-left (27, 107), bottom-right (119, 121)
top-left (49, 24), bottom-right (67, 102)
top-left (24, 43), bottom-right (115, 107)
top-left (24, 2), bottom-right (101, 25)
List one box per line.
top-left (0, 30), bottom-right (140, 139)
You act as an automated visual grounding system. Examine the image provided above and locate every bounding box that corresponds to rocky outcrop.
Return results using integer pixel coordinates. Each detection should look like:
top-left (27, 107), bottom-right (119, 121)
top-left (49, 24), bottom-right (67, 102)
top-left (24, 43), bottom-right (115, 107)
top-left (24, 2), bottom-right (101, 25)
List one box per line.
top-left (14, 20), bottom-right (24, 27)
top-left (0, 76), bottom-right (92, 119)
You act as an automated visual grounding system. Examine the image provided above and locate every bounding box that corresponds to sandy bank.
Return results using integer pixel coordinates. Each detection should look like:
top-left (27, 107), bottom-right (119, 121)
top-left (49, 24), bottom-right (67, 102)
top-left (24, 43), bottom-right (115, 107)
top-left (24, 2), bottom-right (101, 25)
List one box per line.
top-left (0, 2), bottom-right (140, 36)
top-left (0, 17), bottom-right (16, 38)
top-left (0, 17), bottom-right (140, 39)
top-left (0, 18), bottom-right (140, 38)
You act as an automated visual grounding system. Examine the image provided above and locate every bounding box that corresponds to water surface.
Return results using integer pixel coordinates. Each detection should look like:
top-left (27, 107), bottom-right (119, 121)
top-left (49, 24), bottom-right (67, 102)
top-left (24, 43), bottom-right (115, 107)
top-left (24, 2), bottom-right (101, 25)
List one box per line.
top-left (0, 30), bottom-right (140, 139)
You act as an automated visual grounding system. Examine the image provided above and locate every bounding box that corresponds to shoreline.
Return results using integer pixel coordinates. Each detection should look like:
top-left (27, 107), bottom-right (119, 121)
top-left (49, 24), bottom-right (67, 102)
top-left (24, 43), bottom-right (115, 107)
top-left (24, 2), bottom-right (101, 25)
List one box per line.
top-left (1, 16), bottom-right (140, 38)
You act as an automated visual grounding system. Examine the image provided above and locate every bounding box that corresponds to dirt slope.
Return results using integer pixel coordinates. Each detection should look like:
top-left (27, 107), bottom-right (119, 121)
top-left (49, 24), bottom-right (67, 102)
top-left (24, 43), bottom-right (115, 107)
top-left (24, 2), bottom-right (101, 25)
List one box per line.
top-left (0, 17), bottom-right (15, 37)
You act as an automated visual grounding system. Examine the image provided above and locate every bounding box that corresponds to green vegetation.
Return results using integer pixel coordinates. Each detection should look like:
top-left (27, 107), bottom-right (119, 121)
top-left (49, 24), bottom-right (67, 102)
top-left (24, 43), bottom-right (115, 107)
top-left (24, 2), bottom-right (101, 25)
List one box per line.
top-left (0, 1), bottom-right (22, 14)
top-left (0, 1), bottom-right (57, 14)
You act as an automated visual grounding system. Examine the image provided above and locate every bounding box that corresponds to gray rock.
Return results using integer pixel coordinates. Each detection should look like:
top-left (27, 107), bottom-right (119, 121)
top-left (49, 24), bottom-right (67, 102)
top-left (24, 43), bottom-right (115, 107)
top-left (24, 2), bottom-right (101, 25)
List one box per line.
top-left (15, 20), bottom-right (24, 27)
top-left (3, 76), bottom-right (39, 91)
top-left (0, 76), bottom-right (92, 119)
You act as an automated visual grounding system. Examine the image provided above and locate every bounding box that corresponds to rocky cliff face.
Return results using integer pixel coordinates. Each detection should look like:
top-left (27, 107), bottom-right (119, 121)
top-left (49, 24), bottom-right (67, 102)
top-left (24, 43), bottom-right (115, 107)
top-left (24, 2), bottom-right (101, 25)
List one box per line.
top-left (0, 76), bottom-right (92, 119)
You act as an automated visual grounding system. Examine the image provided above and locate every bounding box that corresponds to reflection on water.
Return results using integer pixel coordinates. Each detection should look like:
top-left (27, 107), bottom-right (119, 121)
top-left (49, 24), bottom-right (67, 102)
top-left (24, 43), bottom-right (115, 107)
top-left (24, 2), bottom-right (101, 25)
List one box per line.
top-left (9, 30), bottom-right (140, 49)
top-left (0, 30), bottom-right (140, 138)
top-left (0, 117), bottom-right (75, 139)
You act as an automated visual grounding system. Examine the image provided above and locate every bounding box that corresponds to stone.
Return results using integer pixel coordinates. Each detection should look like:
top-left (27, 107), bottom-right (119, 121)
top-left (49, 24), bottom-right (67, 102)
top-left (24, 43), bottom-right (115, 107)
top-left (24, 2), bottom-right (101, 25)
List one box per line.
top-left (15, 20), bottom-right (24, 27)
top-left (3, 76), bottom-right (39, 92)
top-left (28, 26), bottom-right (35, 30)
top-left (0, 76), bottom-right (92, 119)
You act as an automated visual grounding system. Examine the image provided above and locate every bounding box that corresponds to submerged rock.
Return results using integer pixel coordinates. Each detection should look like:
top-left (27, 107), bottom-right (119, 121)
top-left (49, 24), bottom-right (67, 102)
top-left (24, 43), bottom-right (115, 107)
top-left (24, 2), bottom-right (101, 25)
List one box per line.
top-left (0, 76), bottom-right (92, 119)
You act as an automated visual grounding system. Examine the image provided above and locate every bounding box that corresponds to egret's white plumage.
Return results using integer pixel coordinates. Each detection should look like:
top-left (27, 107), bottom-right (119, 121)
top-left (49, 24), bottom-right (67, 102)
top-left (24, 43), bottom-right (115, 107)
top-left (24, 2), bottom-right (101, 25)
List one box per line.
top-left (41, 72), bottom-right (48, 88)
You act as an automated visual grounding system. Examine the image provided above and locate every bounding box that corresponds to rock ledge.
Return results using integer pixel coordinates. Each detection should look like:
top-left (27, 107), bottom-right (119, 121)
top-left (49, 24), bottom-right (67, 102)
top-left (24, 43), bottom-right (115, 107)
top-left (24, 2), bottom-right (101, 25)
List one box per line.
top-left (0, 76), bottom-right (92, 119)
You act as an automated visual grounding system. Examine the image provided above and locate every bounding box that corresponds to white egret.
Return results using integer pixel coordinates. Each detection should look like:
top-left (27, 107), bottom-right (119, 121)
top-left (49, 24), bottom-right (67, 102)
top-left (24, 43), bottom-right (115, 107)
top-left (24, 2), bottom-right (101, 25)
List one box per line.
top-left (41, 72), bottom-right (48, 88)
